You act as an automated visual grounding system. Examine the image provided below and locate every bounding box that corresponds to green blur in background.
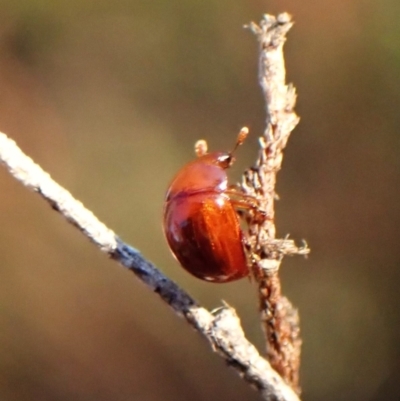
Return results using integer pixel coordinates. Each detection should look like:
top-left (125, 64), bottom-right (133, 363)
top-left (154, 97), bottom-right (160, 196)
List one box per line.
top-left (0, 0), bottom-right (399, 400)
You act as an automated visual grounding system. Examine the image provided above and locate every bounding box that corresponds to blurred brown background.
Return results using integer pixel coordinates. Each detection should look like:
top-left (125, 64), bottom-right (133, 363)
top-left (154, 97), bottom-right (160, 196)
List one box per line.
top-left (0, 0), bottom-right (399, 400)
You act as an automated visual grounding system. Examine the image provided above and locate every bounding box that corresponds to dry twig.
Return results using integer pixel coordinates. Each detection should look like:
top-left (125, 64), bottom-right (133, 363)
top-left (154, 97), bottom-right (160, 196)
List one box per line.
top-left (241, 13), bottom-right (309, 393)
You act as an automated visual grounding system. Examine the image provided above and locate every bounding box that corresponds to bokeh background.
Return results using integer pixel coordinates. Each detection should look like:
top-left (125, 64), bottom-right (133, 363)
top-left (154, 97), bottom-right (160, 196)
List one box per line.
top-left (0, 1), bottom-right (399, 400)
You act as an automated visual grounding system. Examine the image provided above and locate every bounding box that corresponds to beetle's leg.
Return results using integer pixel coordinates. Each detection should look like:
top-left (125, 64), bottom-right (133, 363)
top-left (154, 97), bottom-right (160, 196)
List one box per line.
top-left (228, 193), bottom-right (259, 210)
top-left (225, 187), bottom-right (268, 222)
top-left (226, 185), bottom-right (261, 209)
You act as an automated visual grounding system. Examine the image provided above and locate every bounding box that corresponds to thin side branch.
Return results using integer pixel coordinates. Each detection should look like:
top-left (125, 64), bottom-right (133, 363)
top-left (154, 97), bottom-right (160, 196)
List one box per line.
top-left (0, 129), bottom-right (300, 401)
top-left (241, 13), bottom-right (309, 393)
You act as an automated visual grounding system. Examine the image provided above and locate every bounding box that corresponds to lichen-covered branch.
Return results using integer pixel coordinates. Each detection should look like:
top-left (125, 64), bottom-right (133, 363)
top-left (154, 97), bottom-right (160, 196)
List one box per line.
top-left (0, 130), bottom-right (300, 401)
top-left (241, 13), bottom-right (309, 393)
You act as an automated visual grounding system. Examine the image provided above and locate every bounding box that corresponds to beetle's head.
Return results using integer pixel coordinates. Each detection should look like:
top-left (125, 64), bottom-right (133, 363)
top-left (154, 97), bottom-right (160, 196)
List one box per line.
top-left (216, 153), bottom-right (235, 169)
top-left (195, 127), bottom-right (249, 170)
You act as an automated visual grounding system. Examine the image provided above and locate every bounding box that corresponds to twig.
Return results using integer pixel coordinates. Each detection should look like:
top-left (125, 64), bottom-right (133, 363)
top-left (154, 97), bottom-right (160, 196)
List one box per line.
top-left (241, 13), bottom-right (309, 393)
top-left (0, 128), bottom-right (300, 401)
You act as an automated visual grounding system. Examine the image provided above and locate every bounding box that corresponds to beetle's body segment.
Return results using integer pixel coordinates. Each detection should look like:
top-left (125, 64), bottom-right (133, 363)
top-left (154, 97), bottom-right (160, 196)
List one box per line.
top-left (163, 151), bottom-right (249, 283)
top-left (165, 152), bottom-right (228, 201)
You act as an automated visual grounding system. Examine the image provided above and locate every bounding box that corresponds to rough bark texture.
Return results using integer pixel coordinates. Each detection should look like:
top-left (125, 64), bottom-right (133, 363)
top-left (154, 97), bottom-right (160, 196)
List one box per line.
top-left (240, 13), bottom-right (309, 393)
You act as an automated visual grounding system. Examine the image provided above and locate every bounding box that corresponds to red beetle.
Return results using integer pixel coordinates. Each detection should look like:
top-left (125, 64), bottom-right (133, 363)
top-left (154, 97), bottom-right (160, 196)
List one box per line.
top-left (163, 128), bottom-right (259, 283)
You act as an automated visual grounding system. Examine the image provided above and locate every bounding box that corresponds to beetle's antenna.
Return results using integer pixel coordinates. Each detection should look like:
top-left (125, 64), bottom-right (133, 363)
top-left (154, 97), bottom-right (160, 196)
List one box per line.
top-left (230, 127), bottom-right (249, 156)
top-left (194, 140), bottom-right (208, 157)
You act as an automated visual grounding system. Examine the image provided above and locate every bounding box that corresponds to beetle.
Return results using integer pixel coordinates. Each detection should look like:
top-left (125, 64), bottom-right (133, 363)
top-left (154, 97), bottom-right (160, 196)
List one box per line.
top-left (163, 128), bottom-right (260, 283)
